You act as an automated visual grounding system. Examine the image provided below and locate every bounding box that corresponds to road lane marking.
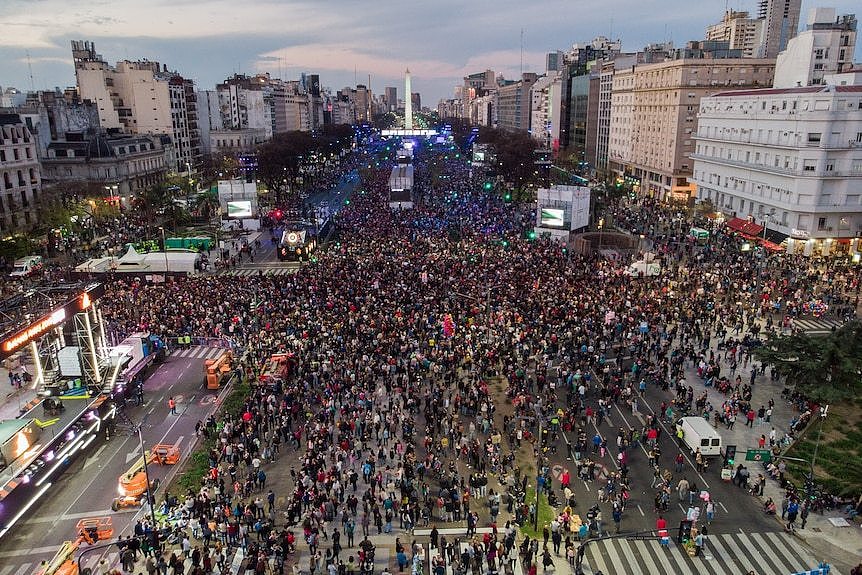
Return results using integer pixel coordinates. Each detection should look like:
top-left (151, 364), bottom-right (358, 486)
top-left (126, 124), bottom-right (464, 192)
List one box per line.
top-left (637, 505), bottom-right (645, 516)
top-left (0, 546), bottom-right (59, 558)
top-left (26, 508), bottom-right (120, 524)
top-left (42, 433), bottom-right (132, 541)
top-left (83, 444), bottom-right (108, 470)
top-left (12, 564), bottom-right (32, 575)
top-left (0, 565), bottom-right (13, 575)
top-left (719, 502), bottom-right (728, 513)
top-left (633, 386), bottom-right (710, 488)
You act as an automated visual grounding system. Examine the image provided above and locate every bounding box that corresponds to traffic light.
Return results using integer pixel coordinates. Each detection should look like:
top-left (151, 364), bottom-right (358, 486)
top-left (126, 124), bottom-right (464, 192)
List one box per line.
top-left (527, 230), bottom-right (536, 241)
top-left (483, 182), bottom-right (493, 191)
top-left (724, 445), bottom-right (736, 467)
top-left (501, 240), bottom-right (509, 248)
top-left (504, 192), bottom-right (512, 202)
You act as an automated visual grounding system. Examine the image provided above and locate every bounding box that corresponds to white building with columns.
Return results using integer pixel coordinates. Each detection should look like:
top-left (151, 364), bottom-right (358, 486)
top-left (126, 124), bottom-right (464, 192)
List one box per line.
top-left (692, 71), bottom-right (862, 258)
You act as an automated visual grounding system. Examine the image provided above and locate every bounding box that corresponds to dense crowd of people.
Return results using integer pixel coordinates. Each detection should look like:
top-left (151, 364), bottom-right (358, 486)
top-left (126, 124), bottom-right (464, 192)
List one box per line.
top-left (93, 141), bottom-right (861, 575)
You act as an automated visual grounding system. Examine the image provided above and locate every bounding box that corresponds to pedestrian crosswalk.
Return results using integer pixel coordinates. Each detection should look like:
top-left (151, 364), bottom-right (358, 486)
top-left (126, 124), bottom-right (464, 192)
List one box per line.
top-left (211, 266), bottom-right (298, 277)
top-left (581, 530), bottom-right (840, 575)
top-left (2, 547), bottom-right (229, 575)
top-left (791, 317), bottom-right (843, 335)
top-left (170, 346), bottom-right (230, 360)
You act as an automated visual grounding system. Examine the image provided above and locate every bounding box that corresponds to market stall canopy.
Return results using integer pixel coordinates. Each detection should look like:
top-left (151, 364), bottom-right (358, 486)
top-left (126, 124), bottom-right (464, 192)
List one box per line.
top-left (726, 218), bottom-right (764, 237)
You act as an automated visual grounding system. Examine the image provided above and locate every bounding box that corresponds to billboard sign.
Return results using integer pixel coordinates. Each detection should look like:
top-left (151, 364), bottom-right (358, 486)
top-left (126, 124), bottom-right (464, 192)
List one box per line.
top-left (0, 283), bottom-right (105, 360)
top-left (540, 208), bottom-right (566, 227)
top-left (227, 201), bottom-right (253, 219)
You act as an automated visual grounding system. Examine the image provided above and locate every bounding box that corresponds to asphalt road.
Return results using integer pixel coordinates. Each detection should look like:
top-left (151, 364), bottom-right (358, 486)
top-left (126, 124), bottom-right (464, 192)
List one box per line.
top-left (0, 346), bottom-right (228, 574)
top-left (540, 369), bottom-right (780, 535)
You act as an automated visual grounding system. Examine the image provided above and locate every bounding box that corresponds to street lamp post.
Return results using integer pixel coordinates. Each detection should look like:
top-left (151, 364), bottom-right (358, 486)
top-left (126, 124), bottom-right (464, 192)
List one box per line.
top-left (809, 405), bottom-right (829, 493)
top-left (159, 226), bottom-right (169, 277)
top-left (137, 424), bottom-right (159, 527)
top-left (534, 419), bottom-right (542, 532)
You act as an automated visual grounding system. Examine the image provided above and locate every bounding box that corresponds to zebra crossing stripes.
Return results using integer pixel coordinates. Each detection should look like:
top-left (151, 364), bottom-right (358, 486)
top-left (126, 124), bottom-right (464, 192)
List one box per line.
top-left (791, 318), bottom-right (842, 335)
top-left (582, 531), bottom-right (840, 575)
top-left (170, 346), bottom-right (227, 360)
top-left (211, 267), bottom-right (297, 277)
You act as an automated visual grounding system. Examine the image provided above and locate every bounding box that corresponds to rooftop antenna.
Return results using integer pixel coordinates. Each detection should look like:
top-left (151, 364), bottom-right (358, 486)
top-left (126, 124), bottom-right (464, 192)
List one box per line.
top-left (520, 28), bottom-right (525, 75)
top-left (26, 51), bottom-right (35, 91)
top-left (610, 17), bottom-right (614, 41)
top-left (354, 65), bottom-right (357, 86)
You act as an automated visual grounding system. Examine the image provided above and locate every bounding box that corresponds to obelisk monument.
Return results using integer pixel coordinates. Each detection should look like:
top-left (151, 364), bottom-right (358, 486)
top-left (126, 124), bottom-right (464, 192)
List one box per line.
top-left (404, 68), bottom-right (413, 130)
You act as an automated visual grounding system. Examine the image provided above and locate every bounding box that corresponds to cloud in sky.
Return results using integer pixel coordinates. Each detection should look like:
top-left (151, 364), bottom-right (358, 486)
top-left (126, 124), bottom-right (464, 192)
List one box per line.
top-left (0, 0), bottom-right (859, 104)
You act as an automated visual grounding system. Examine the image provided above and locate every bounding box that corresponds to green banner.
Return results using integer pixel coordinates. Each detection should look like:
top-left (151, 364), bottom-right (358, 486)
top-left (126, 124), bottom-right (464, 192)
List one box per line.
top-left (745, 449), bottom-right (772, 463)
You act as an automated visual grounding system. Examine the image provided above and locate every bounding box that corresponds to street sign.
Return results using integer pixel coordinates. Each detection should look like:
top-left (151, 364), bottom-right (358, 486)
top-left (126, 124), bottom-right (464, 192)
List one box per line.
top-left (745, 449), bottom-right (772, 463)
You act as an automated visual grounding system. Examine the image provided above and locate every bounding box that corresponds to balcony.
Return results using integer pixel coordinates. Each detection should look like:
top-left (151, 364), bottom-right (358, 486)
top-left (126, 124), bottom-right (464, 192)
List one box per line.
top-left (690, 153), bottom-right (852, 179)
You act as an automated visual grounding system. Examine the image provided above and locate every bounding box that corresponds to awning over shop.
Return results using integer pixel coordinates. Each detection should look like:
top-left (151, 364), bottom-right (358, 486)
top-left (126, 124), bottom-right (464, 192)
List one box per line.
top-left (726, 217), bottom-right (764, 237)
top-left (758, 239), bottom-right (784, 252)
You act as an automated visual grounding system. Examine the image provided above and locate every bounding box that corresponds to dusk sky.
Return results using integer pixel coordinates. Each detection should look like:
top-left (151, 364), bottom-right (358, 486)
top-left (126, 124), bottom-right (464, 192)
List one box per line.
top-left (2, 0), bottom-right (860, 105)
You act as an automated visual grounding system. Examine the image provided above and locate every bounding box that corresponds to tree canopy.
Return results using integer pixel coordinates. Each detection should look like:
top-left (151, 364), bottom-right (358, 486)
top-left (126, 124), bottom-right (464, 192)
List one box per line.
top-left (256, 125), bottom-right (353, 203)
top-left (754, 321), bottom-right (862, 403)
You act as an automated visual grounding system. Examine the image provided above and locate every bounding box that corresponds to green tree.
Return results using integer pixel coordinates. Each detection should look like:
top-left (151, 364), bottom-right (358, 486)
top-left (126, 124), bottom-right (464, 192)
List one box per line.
top-left (754, 321), bottom-right (862, 403)
top-left (477, 127), bottom-right (539, 188)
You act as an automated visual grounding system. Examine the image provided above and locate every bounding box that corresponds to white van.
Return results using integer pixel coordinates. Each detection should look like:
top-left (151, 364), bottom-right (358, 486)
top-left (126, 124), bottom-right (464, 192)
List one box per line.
top-left (625, 261), bottom-right (661, 277)
top-left (676, 416), bottom-right (722, 457)
top-left (9, 255), bottom-right (43, 278)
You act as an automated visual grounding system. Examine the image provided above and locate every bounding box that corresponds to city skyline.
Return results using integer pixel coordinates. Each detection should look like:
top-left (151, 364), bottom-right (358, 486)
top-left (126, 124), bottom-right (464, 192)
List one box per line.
top-left (2, 0), bottom-right (860, 106)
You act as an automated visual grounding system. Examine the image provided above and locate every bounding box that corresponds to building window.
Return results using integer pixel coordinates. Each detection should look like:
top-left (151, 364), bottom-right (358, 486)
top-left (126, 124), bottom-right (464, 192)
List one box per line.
top-left (803, 160), bottom-right (816, 172)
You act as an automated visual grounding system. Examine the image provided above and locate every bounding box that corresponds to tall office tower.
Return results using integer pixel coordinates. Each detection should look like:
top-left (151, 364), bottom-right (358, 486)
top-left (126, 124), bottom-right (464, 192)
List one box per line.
top-left (759, 0), bottom-right (802, 58)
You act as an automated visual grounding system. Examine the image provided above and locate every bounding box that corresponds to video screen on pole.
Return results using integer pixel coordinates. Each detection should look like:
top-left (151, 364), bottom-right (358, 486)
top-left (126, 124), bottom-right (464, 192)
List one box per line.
top-left (227, 201), bottom-right (253, 219)
top-left (540, 208), bottom-right (566, 227)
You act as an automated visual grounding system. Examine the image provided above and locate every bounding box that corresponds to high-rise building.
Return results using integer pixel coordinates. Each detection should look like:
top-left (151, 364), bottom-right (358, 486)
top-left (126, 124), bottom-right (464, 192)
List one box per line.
top-left (197, 90), bottom-right (222, 155)
top-left (384, 87), bottom-right (397, 112)
top-left (169, 76), bottom-right (202, 173)
top-left (496, 73), bottom-right (538, 132)
top-left (546, 51), bottom-right (566, 73)
top-left (353, 85), bottom-right (371, 123)
top-left (759, 0), bottom-right (802, 58)
top-left (556, 37), bottom-right (623, 153)
top-left (530, 72), bottom-right (563, 147)
top-left (692, 70), bottom-right (862, 256)
top-left (773, 8), bottom-right (857, 88)
top-left (608, 43), bottom-right (775, 201)
top-left (71, 40), bottom-right (201, 172)
top-left (461, 70), bottom-right (496, 123)
top-left (215, 74), bottom-right (274, 139)
top-left (705, 11), bottom-right (766, 58)
top-left (0, 114), bottom-right (43, 235)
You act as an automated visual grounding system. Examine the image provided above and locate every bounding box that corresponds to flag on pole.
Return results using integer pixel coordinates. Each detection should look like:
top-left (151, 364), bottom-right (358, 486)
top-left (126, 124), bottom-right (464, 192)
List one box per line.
top-left (442, 314), bottom-right (455, 338)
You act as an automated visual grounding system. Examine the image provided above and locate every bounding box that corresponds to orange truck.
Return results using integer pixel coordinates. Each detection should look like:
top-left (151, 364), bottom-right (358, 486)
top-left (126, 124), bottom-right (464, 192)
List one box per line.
top-left (257, 353), bottom-right (296, 390)
top-left (33, 518), bottom-right (114, 575)
top-left (204, 350), bottom-right (233, 390)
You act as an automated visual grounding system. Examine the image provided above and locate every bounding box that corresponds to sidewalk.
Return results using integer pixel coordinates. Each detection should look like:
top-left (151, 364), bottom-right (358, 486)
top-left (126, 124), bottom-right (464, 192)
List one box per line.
top-left (678, 329), bottom-right (862, 575)
top-left (0, 365), bottom-right (39, 420)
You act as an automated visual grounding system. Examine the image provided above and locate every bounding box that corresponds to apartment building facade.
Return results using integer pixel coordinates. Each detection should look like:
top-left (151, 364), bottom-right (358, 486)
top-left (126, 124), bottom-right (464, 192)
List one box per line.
top-left (692, 75), bottom-right (862, 257)
top-left (496, 74), bottom-right (538, 132)
top-left (609, 52), bottom-right (775, 201)
top-left (774, 8), bottom-right (857, 88)
top-left (72, 41), bottom-right (201, 173)
top-left (0, 114), bottom-right (43, 235)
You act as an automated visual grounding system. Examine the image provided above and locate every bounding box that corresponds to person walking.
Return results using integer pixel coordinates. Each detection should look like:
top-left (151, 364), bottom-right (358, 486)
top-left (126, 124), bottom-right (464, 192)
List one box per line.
top-left (800, 501), bottom-right (810, 529)
top-left (677, 478), bottom-right (690, 502)
top-left (168, 397), bottom-right (177, 415)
